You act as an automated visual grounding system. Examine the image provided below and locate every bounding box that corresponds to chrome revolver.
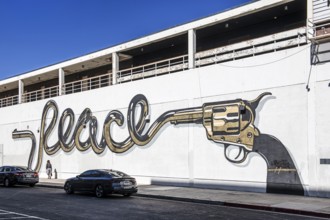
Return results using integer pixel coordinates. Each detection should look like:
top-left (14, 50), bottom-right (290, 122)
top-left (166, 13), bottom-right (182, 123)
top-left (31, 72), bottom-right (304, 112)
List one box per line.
top-left (169, 93), bottom-right (270, 163)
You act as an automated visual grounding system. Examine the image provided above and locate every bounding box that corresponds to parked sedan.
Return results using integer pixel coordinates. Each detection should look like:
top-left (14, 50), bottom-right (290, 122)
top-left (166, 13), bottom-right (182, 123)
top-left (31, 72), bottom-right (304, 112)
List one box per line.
top-left (0, 166), bottom-right (39, 187)
top-left (64, 169), bottom-right (138, 198)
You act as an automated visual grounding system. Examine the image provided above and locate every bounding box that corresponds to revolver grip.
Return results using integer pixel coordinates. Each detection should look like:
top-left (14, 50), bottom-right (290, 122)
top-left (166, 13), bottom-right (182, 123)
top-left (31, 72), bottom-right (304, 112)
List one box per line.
top-left (253, 134), bottom-right (304, 195)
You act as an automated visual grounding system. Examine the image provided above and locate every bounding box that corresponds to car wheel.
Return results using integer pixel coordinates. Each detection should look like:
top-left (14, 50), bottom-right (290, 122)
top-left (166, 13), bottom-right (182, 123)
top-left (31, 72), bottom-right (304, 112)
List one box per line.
top-left (64, 182), bottom-right (74, 194)
top-left (4, 178), bottom-right (10, 187)
top-left (123, 193), bottom-right (131, 197)
top-left (95, 185), bottom-right (105, 198)
top-left (29, 183), bottom-right (36, 187)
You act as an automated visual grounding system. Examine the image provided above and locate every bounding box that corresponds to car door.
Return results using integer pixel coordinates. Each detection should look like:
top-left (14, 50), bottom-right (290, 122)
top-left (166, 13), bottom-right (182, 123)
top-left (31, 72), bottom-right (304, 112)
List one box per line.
top-left (3, 167), bottom-right (12, 182)
top-left (82, 170), bottom-right (98, 191)
top-left (74, 170), bottom-right (93, 191)
top-left (0, 167), bottom-right (4, 183)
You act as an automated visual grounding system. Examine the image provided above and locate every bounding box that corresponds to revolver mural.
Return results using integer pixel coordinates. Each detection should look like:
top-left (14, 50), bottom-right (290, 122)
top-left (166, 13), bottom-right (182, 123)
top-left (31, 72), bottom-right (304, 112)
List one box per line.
top-left (166, 92), bottom-right (304, 195)
top-left (12, 92), bottom-right (304, 195)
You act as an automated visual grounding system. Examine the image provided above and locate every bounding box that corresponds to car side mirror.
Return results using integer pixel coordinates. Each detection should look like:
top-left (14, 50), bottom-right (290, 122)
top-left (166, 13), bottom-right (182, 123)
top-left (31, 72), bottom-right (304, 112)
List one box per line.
top-left (76, 175), bottom-right (80, 178)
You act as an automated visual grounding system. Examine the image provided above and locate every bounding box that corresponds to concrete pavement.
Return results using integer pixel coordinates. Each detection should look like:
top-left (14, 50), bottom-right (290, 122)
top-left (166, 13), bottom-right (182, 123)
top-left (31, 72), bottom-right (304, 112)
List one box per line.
top-left (37, 178), bottom-right (330, 218)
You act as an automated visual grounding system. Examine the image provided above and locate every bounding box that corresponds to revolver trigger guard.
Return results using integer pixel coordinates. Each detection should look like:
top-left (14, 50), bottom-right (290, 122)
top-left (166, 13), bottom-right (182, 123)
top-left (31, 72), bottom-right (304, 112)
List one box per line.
top-left (224, 145), bottom-right (249, 164)
top-left (239, 148), bottom-right (249, 163)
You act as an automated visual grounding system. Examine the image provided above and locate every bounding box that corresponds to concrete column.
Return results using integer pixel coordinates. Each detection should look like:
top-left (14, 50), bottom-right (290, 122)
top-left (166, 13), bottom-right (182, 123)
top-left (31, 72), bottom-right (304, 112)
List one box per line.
top-left (18, 79), bottom-right (24, 104)
top-left (306, 0), bottom-right (314, 42)
top-left (188, 99), bottom-right (196, 187)
top-left (112, 52), bottom-right (119, 85)
top-left (58, 68), bottom-right (65, 95)
top-left (306, 3), bottom-right (316, 195)
top-left (188, 29), bottom-right (196, 69)
top-left (306, 46), bottom-right (317, 196)
top-left (307, 0), bottom-right (313, 20)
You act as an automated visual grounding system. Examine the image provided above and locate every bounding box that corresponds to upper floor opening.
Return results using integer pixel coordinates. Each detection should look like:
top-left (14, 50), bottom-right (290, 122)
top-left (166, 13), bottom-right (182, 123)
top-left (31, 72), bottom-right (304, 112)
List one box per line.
top-left (0, 0), bottom-right (308, 108)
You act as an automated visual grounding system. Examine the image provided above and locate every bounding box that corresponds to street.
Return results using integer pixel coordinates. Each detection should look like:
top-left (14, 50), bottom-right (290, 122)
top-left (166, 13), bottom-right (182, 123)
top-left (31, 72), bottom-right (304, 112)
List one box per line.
top-left (0, 186), bottom-right (326, 220)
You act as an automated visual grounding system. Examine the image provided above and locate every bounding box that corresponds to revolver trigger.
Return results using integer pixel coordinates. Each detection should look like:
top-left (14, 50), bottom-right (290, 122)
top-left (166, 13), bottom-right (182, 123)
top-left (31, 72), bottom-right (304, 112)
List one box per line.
top-left (235, 147), bottom-right (243, 160)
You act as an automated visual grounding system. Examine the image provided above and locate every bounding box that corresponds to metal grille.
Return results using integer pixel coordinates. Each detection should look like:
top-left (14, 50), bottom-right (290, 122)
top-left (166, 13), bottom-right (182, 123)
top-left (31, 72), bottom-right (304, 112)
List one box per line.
top-left (23, 86), bottom-right (59, 103)
top-left (0, 95), bottom-right (18, 108)
top-left (64, 73), bottom-right (112, 94)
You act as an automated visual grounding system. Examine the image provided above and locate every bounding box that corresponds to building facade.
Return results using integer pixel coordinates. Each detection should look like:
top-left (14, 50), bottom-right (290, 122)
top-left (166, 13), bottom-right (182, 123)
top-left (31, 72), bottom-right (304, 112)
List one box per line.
top-left (1, 0), bottom-right (330, 197)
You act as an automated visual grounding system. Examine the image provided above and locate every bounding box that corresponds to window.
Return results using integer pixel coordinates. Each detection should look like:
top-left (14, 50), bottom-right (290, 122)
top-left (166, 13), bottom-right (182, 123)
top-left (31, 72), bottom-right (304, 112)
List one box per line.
top-left (80, 170), bottom-right (93, 177)
top-left (104, 170), bottom-right (128, 178)
top-left (92, 170), bottom-right (102, 177)
top-left (15, 166), bottom-right (31, 171)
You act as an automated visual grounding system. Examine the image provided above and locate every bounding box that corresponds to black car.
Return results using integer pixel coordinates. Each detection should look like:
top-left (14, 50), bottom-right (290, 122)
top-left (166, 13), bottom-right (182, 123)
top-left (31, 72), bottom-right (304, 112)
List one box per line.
top-left (0, 166), bottom-right (39, 187)
top-left (64, 169), bottom-right (138, 198)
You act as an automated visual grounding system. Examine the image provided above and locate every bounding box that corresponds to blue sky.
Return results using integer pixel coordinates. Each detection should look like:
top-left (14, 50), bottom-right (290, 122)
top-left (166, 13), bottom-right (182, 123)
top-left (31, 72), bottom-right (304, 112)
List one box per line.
top-left (0, 0), bottom-right (251, 80)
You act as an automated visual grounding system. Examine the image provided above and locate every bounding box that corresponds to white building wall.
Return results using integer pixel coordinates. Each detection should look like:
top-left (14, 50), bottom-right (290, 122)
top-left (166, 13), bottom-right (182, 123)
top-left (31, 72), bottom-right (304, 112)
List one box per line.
top-left (314, 62), bottom-right (330, 197)
top-left (1, 45), bottom-right (330, 197)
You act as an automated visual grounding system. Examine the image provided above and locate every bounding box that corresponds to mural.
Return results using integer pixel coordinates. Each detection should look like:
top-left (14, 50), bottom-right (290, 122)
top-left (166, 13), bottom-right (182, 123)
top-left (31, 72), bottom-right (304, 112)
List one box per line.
top-left (12, 93), bottom-right (304, 195)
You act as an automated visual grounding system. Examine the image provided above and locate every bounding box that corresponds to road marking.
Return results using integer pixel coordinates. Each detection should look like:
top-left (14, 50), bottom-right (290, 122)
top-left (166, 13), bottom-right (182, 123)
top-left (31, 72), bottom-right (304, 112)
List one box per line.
top-left (0, 209), bottom-right (48, 220)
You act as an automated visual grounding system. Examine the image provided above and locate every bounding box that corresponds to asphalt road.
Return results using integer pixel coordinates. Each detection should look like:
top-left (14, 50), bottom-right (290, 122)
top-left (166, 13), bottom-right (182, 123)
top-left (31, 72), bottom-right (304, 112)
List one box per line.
top-left (0, 186), bottom-right (326, 220)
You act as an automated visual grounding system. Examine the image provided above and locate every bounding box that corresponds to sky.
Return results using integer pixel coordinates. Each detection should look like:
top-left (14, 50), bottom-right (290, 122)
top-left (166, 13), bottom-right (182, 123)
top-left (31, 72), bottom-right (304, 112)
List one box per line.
top-left (0, 0), bottom-right (251, 80)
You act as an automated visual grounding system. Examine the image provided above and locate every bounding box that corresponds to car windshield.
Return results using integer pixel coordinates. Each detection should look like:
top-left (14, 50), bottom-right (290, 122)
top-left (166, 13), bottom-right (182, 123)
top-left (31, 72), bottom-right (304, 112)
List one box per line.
top-left (15, 166), bottom-right (33, 171)
top-left (102, 170), bottom-right (128, 178)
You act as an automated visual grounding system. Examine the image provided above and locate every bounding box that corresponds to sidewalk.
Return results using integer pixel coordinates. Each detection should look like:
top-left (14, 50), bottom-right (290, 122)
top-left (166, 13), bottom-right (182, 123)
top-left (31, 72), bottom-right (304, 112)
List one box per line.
top-left (37, 178), bottom-right (330, 218)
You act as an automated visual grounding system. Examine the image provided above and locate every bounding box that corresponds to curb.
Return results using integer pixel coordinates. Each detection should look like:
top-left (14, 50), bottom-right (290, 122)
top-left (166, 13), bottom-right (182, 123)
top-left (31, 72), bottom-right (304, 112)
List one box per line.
top-left (36, 184), bottom-right (330, 219)
top-left (136, 194), bottom-right (330, 219)
top-left (223, 202), bottom-right (330, 219)
top-left (37, 183), bottom-right (63, 189)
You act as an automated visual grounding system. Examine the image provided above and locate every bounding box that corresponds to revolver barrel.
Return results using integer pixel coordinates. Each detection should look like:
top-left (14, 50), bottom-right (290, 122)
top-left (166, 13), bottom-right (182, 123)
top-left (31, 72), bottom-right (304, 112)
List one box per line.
top-left (170, 107), bottom-right (204, 125)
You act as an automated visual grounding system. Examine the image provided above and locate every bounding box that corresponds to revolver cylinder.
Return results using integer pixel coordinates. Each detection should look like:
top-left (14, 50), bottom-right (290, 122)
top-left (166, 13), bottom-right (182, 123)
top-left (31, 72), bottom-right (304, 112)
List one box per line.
top-left (202, 100), bottom-right (259, 151)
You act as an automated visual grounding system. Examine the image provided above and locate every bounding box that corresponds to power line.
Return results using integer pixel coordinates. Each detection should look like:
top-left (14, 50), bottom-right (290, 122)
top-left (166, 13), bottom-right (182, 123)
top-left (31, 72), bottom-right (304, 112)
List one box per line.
top-left (217, 45), bottom-right (309, 69)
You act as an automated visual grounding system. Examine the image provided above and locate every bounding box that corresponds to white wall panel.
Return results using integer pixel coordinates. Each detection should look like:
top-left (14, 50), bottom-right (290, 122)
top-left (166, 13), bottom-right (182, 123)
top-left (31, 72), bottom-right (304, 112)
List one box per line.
top-left (2, 45), bottom-right (330, 197)
top-left (315, 80), bottom-right (330, 197)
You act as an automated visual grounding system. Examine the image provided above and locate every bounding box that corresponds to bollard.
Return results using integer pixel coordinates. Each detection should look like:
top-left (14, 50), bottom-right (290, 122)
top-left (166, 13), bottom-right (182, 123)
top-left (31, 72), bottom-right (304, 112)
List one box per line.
top-left (54, 169), bottom-right (58, 179)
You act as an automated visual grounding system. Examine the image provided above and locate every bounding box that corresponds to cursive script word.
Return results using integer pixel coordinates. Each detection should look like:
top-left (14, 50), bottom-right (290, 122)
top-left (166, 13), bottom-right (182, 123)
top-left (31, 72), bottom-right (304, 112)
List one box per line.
top-left (13, 94), bottom-right (178, 172)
